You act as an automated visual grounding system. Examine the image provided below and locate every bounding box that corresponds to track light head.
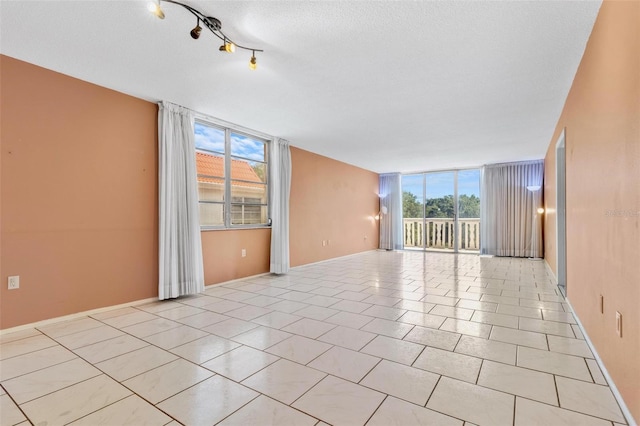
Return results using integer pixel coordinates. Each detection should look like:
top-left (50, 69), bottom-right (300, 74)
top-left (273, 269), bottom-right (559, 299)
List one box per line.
top-left (219, 40), bottom-right (235, 53)
top-left (147, 0), bottom-right (263, 69)
top-left (190, 20), bottom-right (202, 39)
top-left (148, 1), bottom-right (165, 19)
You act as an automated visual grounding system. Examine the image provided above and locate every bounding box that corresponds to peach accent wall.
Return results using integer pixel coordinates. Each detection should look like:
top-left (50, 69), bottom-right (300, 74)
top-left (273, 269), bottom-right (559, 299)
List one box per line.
top-left (201, 146), bottom-right (381, 280)
top-left (1, 55), bottom-right (159, 329)
top-left (201, 229), bottom-right (270, 285)
top-left (289, 147), bottom-right (379, 266)
top-left (543, 1), bottom-right (639, 420)
top-left (0, 56), bottom-right (380, 330)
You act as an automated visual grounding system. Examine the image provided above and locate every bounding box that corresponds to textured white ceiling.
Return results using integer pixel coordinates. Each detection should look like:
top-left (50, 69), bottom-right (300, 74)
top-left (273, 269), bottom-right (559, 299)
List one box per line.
top-left (0, 1), bottom-right (600, 173)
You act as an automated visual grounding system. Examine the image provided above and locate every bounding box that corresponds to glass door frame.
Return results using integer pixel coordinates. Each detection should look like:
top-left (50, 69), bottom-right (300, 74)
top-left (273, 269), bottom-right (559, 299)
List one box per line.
top-left (402, 167), bottom-right (480, 253)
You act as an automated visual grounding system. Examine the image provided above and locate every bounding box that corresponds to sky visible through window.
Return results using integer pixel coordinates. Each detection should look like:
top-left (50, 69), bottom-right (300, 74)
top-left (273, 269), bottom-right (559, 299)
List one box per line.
top-left (195, 122), bottom-right (224, 153)
top-left (402, 170), bottom-right (480, 199)
top-left (195, 122), bottom-right (265, 162)
top-left (230, 133), bottom-right (265, 162)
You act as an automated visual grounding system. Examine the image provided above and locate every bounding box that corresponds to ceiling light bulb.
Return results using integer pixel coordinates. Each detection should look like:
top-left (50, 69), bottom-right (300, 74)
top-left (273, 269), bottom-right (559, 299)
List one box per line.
top-left (537, 207), bottom-right (545, 214)
top-left (190, 21), bottom-right (202, 39)
top-left (219, 41), bottom-right (235, 53)
top-left (148, 2), bottom-right (165, 19)
top-left (249, 55), bottom-right (257, 70)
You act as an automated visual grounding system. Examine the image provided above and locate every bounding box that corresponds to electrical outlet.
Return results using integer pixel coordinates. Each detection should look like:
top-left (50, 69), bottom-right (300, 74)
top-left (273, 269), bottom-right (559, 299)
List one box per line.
top-left (8, 276), bottom-right (20, 290)
top-left (327, 240), bottom-right (331, 246)
top-left (322, 240), bottom-right (326, 247)
top-left (616, 311), bottom-right (622, 337)
top-left (241, 249), bottom-right (246, 258)
top-left (599, 295), bottom-right (604, 314)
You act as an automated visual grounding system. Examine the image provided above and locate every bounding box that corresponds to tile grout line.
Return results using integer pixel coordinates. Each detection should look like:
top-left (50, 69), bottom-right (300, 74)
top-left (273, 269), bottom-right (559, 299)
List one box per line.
top-left (0, 252), bottom-right (629, 426)
top-left (563, 297), bottom-right (637, 426)
top-left (1, 382), bottom-right (33, 425)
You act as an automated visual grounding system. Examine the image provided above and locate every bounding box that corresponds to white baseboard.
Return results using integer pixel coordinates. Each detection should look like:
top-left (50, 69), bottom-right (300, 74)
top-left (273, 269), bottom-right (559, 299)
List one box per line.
top-left (205, 271), bottom-right (271, 288)
top-left (208, 250), bottom-right (380, 285)
top-left (0, 269), bottom-right (286, 336)
top-left (564, 297), bottom-right (637, 426)
top-left (0, 296), bottom-right (158, 336)
top-left (290, 249), bottom-right (379, 269)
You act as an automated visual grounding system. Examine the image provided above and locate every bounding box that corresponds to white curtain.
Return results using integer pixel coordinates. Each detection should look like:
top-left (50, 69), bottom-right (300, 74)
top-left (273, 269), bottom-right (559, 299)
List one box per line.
top-left (480, 160), bottom-right (544, 257)
top-left (269, 139), bottom-right (292, 274)
top-left (158, 101), bottom-right (204, 299)
top-left (379, 173), bottom-right (404, 250)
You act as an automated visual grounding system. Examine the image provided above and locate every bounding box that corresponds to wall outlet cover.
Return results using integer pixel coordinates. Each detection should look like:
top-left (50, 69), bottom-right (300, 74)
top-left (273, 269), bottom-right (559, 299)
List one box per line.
top-left (8, 276), bottom-right (20, 290)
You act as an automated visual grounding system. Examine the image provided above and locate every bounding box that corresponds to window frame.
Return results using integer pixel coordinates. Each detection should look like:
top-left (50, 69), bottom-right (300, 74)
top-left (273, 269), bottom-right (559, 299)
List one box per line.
top-left (194, 116), bottom-right (271, 230)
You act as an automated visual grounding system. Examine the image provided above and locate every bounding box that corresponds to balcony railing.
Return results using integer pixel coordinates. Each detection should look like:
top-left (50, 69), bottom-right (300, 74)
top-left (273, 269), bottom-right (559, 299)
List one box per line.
top-left (403, 218), bottom-right (480, 251)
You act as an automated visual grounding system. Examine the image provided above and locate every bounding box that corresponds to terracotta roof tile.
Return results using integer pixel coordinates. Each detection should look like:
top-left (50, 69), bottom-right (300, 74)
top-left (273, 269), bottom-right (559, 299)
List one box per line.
top-left (196, 151), bottom-right (264, 188)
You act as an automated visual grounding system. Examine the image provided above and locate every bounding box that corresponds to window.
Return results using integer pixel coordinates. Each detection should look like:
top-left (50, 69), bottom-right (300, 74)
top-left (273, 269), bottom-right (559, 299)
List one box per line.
top-left (194, 121), bottom-right (268, 228)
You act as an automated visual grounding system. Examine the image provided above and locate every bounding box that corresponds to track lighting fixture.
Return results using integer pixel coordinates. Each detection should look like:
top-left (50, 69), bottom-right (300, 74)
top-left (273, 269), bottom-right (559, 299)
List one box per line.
top-left (219, 39), bottom-right (236, 53)
top-left (190, 19), bottom-right (202, 39)
top-left (148, 1), bottom-right (165, 19)
top-left (148, 0), bottom-right (263, 69)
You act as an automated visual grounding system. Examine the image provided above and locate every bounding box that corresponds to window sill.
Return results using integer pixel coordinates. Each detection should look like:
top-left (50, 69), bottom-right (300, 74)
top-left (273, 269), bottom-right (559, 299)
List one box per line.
top-left (200, 225), bottom-right (271, 232)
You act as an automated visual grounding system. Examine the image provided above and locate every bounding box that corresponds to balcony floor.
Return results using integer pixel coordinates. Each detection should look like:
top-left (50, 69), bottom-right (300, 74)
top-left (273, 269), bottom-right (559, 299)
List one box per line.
top-left (0, 251), bottom-right (628, 426)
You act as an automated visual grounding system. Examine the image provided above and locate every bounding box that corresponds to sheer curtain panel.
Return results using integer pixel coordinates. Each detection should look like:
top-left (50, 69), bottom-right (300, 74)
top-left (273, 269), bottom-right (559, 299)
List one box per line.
top-left (269, 139), bottom-right (292, 274)
top-left (480, 160), bottom-right (544, 257)
top-left (379, 173), bottom-right (404, 250)
top-left (158, 101), bottom-right (205, 299)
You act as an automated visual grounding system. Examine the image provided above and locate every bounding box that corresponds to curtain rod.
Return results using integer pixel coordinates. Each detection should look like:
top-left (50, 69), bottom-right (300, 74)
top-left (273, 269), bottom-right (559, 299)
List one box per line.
top-left (483, 159), bottom-right (544, 168)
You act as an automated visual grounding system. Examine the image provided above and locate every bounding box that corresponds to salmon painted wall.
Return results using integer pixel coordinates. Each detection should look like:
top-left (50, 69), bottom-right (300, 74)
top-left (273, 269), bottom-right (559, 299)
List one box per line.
top-left (1, 55), bottom-right (159, 329)
top-left (543, 1), bottom-right (639, 420)
top-left (202, 146), bottom-right (381, 280)
top-left (0, 56), bottom-right (270, 329)
top-left (201, 229), bottom-right (270, 285)
top-left (1, 56), bottom-right (380, 329)
top-left (289, 147), bottom-right (379, 266)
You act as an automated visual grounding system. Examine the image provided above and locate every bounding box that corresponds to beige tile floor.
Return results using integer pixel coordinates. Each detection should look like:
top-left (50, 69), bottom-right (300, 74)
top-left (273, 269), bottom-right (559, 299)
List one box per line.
top-left (0, 251), bottom-right (629, 426)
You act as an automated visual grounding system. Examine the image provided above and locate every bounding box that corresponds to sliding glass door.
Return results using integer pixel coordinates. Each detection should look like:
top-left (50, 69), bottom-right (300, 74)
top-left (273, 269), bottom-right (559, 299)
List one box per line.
top-left (457, 169), bottom-right (481, 252)
top-left (402, 175), bottom-right (425, 249)
top-left (425, 172), bottom-right (455, 251)
top-left (402, 169), bottom-right (480, 253)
